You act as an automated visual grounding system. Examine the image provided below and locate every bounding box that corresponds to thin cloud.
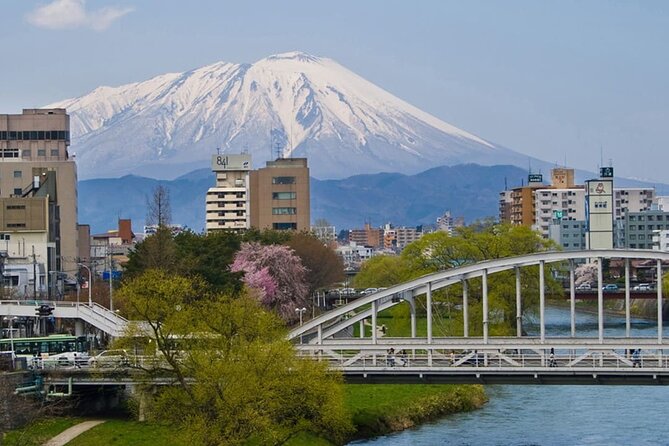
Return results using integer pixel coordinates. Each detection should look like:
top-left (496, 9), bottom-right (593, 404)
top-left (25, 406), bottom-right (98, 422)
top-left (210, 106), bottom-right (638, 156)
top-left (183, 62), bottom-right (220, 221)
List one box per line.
top-left (26, 0), bottom-right (133, 31)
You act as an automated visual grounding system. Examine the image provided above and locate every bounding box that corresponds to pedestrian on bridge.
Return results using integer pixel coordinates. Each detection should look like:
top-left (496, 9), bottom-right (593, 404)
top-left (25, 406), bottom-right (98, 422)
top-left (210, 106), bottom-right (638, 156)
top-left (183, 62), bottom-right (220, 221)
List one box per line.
top-left (548, 348), bottom-right (557, 367)
top-left (632, 349), bottom-right (641, 368)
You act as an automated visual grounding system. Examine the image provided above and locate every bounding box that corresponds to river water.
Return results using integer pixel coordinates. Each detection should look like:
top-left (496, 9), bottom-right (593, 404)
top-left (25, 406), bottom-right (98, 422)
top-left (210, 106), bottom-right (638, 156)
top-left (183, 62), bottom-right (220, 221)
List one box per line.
top-left (351, 307), bottom-right (669, 445)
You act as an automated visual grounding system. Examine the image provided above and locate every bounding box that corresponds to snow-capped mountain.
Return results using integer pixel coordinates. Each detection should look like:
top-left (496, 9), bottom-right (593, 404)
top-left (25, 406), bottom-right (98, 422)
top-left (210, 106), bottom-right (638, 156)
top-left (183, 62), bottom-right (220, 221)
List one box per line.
top-left (49, 51), bottom-right (532, 180)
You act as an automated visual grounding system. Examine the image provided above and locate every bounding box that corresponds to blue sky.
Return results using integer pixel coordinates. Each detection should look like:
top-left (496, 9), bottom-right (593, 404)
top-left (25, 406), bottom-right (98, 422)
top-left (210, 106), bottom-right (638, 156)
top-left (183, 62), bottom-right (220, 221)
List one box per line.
top-left (3, 0), bottom-right (669, 182)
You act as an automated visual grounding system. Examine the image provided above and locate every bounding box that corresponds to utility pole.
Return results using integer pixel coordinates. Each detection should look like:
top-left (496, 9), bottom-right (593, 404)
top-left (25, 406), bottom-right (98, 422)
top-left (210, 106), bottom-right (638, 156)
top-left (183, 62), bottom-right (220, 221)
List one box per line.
top-left (108, 246), bottom-right (113, 312)
top-left (32, 246), bottom-right (37, 300)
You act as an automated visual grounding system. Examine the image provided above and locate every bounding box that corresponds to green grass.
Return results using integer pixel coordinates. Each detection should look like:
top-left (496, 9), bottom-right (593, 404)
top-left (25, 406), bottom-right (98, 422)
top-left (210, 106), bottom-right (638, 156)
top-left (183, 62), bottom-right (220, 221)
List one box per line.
top-left (2, 417), bottom-right (83, 446)
top-left (3, 383), bottom-right (485, 445)
top-left (344, 383), bottom-right (486, 439)
top-left (67, 420), bottom-right (184, 446)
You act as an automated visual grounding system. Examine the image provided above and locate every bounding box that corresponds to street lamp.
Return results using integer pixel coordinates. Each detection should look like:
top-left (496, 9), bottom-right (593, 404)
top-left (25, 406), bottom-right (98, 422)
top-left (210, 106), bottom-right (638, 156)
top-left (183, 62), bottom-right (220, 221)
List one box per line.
top-left (295, 307), bottom-right (307, 345)
top-left (3, 316), bottom-right (17, 369)
top-left (77, 263), bottom-right (92, 306)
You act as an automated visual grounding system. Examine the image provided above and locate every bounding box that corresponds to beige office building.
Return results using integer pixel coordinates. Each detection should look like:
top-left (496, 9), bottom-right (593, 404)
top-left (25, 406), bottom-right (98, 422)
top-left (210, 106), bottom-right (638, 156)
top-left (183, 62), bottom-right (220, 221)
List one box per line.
top-left (0, 109), bottom-right (78, 293)
top-left (250, 158), bottom-right (310, 231)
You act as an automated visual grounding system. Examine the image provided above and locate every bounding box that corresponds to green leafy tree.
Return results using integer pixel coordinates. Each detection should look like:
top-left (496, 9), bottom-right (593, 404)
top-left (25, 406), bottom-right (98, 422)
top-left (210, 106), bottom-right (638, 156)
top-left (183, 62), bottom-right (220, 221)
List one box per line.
top-left (118, 271), bottom-right (352, 445)
top-left (353, 255), bottom-right (412, 288)
top-left (124, 226), bottom-right (178, 277)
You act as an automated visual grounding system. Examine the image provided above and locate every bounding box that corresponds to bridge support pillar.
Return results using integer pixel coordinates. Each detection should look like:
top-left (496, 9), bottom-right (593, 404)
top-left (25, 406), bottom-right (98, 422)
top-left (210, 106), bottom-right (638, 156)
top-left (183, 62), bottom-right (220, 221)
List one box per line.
top-left (482, 269), bottom-right (488, 344)
top-left (75, 320), bottom-right (84, 337)
top-left (462, 279), bottom-right (469, 338)
top-left (539, 261), bottom-right (545, 343)
top-left (408, 297), bottom-right (417, 338)
top-left (569, 260), bottom-right (576, 337)
top-left (515, 267), bottom-right (522, 337)
top-left (657, 259), bottom-right (663, 344)
top-left (359, 320), bottom-right (364, 339)
top-left (625, 259), bottom-right (631, 338)
top-left (597, 257), bottom-right (604, 344)
top-left (427, 282), bottom-right (433, 366)
top-left (372, 300), bottom-right (378, 366)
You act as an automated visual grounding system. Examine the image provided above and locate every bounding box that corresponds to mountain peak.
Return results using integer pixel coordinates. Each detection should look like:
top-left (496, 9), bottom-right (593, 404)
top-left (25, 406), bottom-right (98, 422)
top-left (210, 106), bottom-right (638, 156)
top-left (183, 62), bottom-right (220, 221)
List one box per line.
top-left (261, 51), bottom-right (322, 63)
top-left (47, 52), bottom-right (528, 180)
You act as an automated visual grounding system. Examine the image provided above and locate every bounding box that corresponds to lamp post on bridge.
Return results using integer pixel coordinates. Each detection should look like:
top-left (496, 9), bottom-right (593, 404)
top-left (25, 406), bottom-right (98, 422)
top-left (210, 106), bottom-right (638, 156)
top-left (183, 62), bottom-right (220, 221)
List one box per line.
top-left (77, 263), bottom-right (92, 306)
top-left (296, 307), bottom-right (307, 344)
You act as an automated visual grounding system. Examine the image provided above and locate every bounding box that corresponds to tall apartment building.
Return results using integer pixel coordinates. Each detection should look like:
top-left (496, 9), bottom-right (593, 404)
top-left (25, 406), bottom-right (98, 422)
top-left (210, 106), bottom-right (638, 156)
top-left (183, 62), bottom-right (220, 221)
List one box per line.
top-left (205, 154), bottom-right (252, 233)
top-left (250, 158), bottom-right (310, 231)
top-left (0, 109), bottom-right (77, 295)
top-left (625, 210), bottom-right (669, 249)
top-left (533, 187), bottom-right (585, 237)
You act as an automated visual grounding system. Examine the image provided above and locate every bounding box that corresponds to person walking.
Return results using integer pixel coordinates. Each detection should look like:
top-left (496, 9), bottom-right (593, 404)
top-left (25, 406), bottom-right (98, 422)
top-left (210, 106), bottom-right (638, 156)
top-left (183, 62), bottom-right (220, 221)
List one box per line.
top-left (632, 348), bottom-right (641, 368)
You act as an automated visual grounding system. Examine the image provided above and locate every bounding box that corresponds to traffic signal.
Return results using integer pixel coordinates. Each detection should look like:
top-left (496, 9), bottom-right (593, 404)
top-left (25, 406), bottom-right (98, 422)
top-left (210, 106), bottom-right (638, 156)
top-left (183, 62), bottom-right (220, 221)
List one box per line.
top-left (35, 304), bottom-right (54, 317)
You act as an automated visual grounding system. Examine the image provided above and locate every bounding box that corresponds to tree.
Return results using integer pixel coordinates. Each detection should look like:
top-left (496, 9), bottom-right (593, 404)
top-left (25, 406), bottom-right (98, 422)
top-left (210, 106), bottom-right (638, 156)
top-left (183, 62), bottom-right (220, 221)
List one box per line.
top-left (353, 255), bottom-right (411, 288)
top-left (230, 242), bottom-right (309, 322)
top-left (146, 185), bottom-right (171, 228)
top-left (124, 226), bottom-right (178, 277)
top-left (117, 271), bottom-right (352, 445)
top-left (287, 232), bottom-right (344, 294)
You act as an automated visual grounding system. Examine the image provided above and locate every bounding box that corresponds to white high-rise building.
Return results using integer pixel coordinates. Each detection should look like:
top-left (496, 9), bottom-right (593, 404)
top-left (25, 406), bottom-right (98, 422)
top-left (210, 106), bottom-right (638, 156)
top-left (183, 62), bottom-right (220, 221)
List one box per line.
top-left (205, 154), bottom-right (251, 233)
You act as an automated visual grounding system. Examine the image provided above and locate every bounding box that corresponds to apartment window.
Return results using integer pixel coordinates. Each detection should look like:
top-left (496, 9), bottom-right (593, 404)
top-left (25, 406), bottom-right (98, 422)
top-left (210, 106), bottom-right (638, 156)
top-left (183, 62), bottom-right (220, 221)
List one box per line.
top-left (13, 171), bottom-right (21, 178)
top-left (272, 176), bottom-right (296, 185)
top-left (1, 149), bottom-right (19, 158)
top-left (12, 188), bottom-right (21, 196)
top-left (21, 149), bottom-right (31, 158)
top-left (273, 222), bottom-right (297, 230)
top-left (37, 149), bottom-right (46, 156)
top-left (6, 223), bottom-right (25, 228)
top-left (272, 207), bottom-right (297, 215)
top-left (50, 149), bottom-right (59, 157)
top-left (272, 191), bottom-right (296, 200)
top-left (6, 205), bottom-right (25, 210)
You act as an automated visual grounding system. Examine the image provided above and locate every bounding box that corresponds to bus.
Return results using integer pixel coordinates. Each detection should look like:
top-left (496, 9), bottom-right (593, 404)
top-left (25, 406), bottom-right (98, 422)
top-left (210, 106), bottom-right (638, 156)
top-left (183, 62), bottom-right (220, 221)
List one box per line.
top-left (0, 334), bottom-right (89, 359)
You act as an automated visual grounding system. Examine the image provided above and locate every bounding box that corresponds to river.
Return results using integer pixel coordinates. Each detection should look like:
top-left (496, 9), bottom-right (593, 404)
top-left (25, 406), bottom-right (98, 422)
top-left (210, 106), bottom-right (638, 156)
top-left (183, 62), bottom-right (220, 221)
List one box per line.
top-left (351, 306), bottom-right (669, 445)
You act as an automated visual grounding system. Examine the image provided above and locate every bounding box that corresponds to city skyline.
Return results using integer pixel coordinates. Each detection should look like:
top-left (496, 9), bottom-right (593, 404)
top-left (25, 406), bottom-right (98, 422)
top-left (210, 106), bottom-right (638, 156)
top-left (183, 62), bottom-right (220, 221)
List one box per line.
top-left (3, 1), bottom-right (669, 182)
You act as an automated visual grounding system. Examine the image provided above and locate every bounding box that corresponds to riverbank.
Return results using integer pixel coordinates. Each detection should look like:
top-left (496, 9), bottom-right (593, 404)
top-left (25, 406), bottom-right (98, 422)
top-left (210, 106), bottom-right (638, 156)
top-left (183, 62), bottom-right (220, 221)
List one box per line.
top-left (345, 384), bottom-right (487, 441)
top-left (1, 384), bottom-right (487, 446)
top-left (547, 298), bottom-right (658, 321)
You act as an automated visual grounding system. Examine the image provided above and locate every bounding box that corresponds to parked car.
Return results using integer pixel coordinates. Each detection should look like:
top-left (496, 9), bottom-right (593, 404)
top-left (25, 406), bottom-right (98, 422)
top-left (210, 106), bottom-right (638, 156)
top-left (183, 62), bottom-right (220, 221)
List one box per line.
top-left (88, 350), bottom-right (130, 368)
top-left (602, 284), bottom-right (619, 292)
top-left (47, 351), bottom-right (89, 368)
top-left (576, 283), bottom-right (591, 291)
top-left (363, 287), bottom-right (378, 295)
top-left (633, 283), bottom-right (652, 291)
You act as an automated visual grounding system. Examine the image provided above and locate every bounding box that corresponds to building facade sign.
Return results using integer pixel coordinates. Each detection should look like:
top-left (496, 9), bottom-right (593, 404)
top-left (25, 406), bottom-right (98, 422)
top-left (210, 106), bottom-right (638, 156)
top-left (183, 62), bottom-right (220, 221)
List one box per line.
top-left (211, 154), bottom-right (251, 171)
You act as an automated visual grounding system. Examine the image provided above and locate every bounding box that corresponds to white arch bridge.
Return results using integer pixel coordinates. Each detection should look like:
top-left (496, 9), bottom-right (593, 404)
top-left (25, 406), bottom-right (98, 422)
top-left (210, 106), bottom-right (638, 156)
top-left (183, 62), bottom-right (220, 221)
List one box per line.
top-left (289, 249), bottom-right (669, 385)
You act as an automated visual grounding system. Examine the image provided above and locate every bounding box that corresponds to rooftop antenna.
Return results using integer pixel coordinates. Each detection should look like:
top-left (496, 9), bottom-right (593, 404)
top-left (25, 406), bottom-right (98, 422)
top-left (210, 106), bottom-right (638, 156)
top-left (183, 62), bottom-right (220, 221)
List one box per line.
top-left (599, 144), bottom-right (604, 169)
top-left (242, 143), bottom-right (248, 155)
top-left (275, 140), bottom-right (283, 160)
top-left (504, 177), bottom-right (508, 191)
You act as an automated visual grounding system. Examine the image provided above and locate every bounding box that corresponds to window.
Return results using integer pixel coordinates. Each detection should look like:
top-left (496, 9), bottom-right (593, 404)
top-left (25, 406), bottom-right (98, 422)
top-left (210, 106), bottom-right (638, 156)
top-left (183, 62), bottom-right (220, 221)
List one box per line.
top-left (38, 149), bottom-right (46, 156)
top-left (6, 205), bottom-right (25, 210)
top-left (6, 223), bottom-right (25, 228)
top-left (1, 149), bottom-right (19, 158)
top-left (50, 149), bottom-right (59, 157)
top-left (272, 176), bottom-right (296, 185)
top-left (273, 223), bottom-right (297, 230)
top-left (272, 192), bottom-right (296, 200)
top-left (272, 207), bottom-right (297, 215)
top-left (13, 171), bottom-right (22, 178)
top-left (21, 149), bottom-right (31, 158)
top-left (13, 188), bottom-right (22, 196)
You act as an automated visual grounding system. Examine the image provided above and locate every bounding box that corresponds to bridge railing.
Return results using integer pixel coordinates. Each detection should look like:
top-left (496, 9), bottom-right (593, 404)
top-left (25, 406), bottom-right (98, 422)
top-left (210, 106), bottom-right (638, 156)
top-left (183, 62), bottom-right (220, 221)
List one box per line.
top-left (296, 349), bottom-right (669, 370)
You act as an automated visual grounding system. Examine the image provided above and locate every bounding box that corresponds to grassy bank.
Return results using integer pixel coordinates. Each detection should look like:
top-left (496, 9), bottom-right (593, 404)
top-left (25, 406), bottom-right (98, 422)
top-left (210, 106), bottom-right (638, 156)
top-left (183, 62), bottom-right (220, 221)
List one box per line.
top-left (345, 383), bottom-right (487, 439)
top-left (2, 384), bottom-right (486, 445)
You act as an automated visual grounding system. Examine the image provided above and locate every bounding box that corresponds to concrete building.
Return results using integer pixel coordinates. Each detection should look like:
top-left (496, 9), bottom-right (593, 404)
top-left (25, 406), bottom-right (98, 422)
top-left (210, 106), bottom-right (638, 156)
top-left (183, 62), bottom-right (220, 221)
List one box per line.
top-left (548, 219), bottom-right (587, 251)
top-left (349, 223), bottom-right (383, 249)
top-left (625, 210), bottom-right (669, 249)
top-left (250, 158), bottom-right (310, 231)
top-left (585, 168), bottom-right (614, 249)
top-left (0, 109), bottom-right (77, 288)
top-left (533, 188), bottom-right (585, 237)
top-left (205, 154), bottom-right (251, 233)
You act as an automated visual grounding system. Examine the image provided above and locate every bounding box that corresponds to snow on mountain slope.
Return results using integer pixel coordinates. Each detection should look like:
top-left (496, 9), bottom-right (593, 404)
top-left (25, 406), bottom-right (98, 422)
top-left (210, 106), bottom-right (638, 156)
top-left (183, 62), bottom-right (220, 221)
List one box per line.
top-left (48, 51), bottom-right (530, 180)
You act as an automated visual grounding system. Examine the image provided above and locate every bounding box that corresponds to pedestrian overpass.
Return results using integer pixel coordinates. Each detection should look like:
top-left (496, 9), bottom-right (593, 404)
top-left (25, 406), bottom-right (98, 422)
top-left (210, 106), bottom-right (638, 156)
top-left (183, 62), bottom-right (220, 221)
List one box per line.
top-left (289, 249), bottom-right (669, 384)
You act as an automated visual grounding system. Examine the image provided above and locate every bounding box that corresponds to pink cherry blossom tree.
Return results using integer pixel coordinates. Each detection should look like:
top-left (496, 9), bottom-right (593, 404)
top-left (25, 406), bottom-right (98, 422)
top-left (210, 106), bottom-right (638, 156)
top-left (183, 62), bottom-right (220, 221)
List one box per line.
top-left (231, 242), bottom-right (309, 322)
